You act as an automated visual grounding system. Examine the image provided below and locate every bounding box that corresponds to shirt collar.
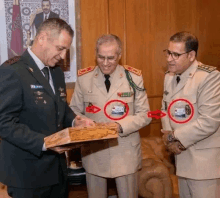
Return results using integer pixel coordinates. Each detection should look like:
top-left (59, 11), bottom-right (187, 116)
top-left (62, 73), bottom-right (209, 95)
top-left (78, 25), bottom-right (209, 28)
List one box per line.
top-left (28, 47), bottom-right (46, 71)
top-left (43, 12), bottom-right (50, 18)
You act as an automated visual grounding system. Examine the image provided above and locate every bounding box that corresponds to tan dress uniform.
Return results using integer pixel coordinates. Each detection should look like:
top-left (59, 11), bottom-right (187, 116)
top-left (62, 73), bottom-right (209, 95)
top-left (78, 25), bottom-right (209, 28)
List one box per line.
top-left (161, 60), bottom-right (220, 198)
top-left (70, 65), bottom-right (151, 198)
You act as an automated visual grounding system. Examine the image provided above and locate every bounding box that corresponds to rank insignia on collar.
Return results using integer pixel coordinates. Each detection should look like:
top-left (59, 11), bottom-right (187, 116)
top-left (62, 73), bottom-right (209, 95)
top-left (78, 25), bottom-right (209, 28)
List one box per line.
top-left (117, 92), bottom-right (134, 97)
top-left (78, 66), bottom-right (95, 76)
top-left (164, 90), bottom-right (169, 95)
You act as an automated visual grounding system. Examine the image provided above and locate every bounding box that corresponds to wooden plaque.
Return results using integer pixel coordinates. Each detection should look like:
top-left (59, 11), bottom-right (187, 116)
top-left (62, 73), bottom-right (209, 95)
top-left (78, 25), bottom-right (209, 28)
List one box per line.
top-left (44, 123), bottom-right (118, 149)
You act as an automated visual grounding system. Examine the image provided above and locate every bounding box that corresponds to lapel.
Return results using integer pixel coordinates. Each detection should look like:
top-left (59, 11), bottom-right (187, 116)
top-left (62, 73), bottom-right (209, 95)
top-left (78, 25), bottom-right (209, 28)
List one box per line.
top-left (106, 65), bottom-right (124, 100)
top-left (21, 50), bottom-right (56, 101)
top-left (170, 60), bottom-right (198, 99)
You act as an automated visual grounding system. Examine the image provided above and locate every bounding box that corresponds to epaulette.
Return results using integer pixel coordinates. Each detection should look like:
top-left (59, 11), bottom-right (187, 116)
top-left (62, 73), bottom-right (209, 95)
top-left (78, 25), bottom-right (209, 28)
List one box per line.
top-left (78, 66), bottom-right (95, 76)
top-left (2, 56), bottom-right (21, 67)
top-left (123, 65), bottom-right (142, 76)
top-left (198, 64), bottom-right (216, 73)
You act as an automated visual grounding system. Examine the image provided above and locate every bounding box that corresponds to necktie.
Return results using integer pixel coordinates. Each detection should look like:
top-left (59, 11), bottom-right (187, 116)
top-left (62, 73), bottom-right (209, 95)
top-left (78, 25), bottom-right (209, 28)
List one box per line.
top-left (104, 74), bottom-right (111, 92)
top-left (44, 15), bottom-right (47, 21)
top-left (176, 75), bottom-right (181, 84)
top-left (42, 67), bottom-right (49, 82)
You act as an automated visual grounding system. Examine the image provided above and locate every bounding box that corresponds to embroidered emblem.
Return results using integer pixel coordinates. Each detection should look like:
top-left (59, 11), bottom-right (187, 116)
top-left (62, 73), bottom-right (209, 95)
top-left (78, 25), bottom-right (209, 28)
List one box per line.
top-left (123, 65), bottom-right (142, 76)
top-left (78, 66), bottom-right (95, 76)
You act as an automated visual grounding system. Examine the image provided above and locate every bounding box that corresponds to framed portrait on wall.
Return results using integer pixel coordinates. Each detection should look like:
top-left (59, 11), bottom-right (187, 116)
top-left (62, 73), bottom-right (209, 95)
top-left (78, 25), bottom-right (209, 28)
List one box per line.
top-left (0, 0), bottom-right (81, 83)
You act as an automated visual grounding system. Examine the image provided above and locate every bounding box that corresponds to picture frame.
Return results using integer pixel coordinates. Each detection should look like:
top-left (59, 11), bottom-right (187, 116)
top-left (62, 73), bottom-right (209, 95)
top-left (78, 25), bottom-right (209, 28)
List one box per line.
top-left (0, 0), bottom-right (81, 85)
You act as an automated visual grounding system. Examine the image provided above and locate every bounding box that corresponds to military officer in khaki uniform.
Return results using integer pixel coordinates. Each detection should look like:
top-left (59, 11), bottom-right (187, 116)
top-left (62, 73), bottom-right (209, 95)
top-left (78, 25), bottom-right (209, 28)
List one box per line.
top-left (70, 34), bottom-right (151, 198)
top-left (161, 31), bottom-right (220, 198)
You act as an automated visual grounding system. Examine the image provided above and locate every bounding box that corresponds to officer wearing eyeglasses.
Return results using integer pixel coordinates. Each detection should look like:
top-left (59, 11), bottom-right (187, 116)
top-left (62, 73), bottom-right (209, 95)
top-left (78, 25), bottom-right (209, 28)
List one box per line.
top-left (161, 31), bottom-right (220, 198)
top-left (70, 34), bottom-right (151, 198)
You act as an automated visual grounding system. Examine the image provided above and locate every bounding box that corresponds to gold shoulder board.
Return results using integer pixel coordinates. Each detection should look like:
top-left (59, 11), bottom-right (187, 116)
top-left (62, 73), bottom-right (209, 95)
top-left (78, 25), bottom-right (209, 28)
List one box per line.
top-left (123, 65), bottom-right (142, 76)
top-left (198, 64), bottom-right (216, 73)
top-left (78, 66), bottom-right (95, 76)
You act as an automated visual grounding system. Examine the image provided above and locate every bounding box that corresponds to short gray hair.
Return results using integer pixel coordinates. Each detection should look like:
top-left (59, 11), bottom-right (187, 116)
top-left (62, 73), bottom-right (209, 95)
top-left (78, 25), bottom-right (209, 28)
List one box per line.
top-left (96, 34), bottom-right (122, 55)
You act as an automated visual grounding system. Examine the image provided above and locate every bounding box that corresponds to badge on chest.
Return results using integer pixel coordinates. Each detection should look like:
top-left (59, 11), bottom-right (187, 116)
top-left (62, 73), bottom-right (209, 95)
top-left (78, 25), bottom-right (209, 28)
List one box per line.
top-left (111, 105), bottom-right (125, 115)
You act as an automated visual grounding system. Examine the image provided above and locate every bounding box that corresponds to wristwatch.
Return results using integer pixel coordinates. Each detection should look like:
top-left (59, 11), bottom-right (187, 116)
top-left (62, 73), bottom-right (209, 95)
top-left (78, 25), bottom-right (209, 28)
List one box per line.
top-left (116, 122), bottom-right (123, 134)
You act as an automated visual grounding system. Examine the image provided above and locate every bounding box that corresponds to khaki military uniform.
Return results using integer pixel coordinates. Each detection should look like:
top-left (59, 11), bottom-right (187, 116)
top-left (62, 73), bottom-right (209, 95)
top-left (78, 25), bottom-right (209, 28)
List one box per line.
top-left (70, 65), bottom-right (151, 197)
top-left (161, 60), bottom-right (220, 197)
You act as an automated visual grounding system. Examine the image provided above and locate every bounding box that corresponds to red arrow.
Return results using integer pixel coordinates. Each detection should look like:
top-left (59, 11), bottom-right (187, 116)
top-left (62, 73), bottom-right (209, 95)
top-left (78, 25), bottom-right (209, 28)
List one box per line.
top-left (147, 109), bottom-right (166, 119)
top-left (86, 105), bottom-right (101, 114)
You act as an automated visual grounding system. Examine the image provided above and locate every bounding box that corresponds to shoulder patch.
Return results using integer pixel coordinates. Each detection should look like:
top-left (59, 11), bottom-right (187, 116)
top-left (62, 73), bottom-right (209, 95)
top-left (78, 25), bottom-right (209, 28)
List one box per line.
top-left (78, 66), bottom-right (95, 76)
top-left (123, 65), bottom-right (142, 76)
top-left (198, 64), bottom-right (216, 73)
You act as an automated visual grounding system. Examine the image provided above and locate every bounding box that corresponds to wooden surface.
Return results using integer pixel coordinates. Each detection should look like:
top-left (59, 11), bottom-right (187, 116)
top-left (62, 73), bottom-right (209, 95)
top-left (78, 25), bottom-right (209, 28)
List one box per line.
top-left (67, 0), bottom-right (220, 138)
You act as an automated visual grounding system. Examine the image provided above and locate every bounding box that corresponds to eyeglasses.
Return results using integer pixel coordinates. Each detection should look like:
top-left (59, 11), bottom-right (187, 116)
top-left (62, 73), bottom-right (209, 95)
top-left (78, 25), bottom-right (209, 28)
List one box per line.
top-left (163, 49), bottom-right (192, 60)
top-left (97, 55), bottom-right (118, 63)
